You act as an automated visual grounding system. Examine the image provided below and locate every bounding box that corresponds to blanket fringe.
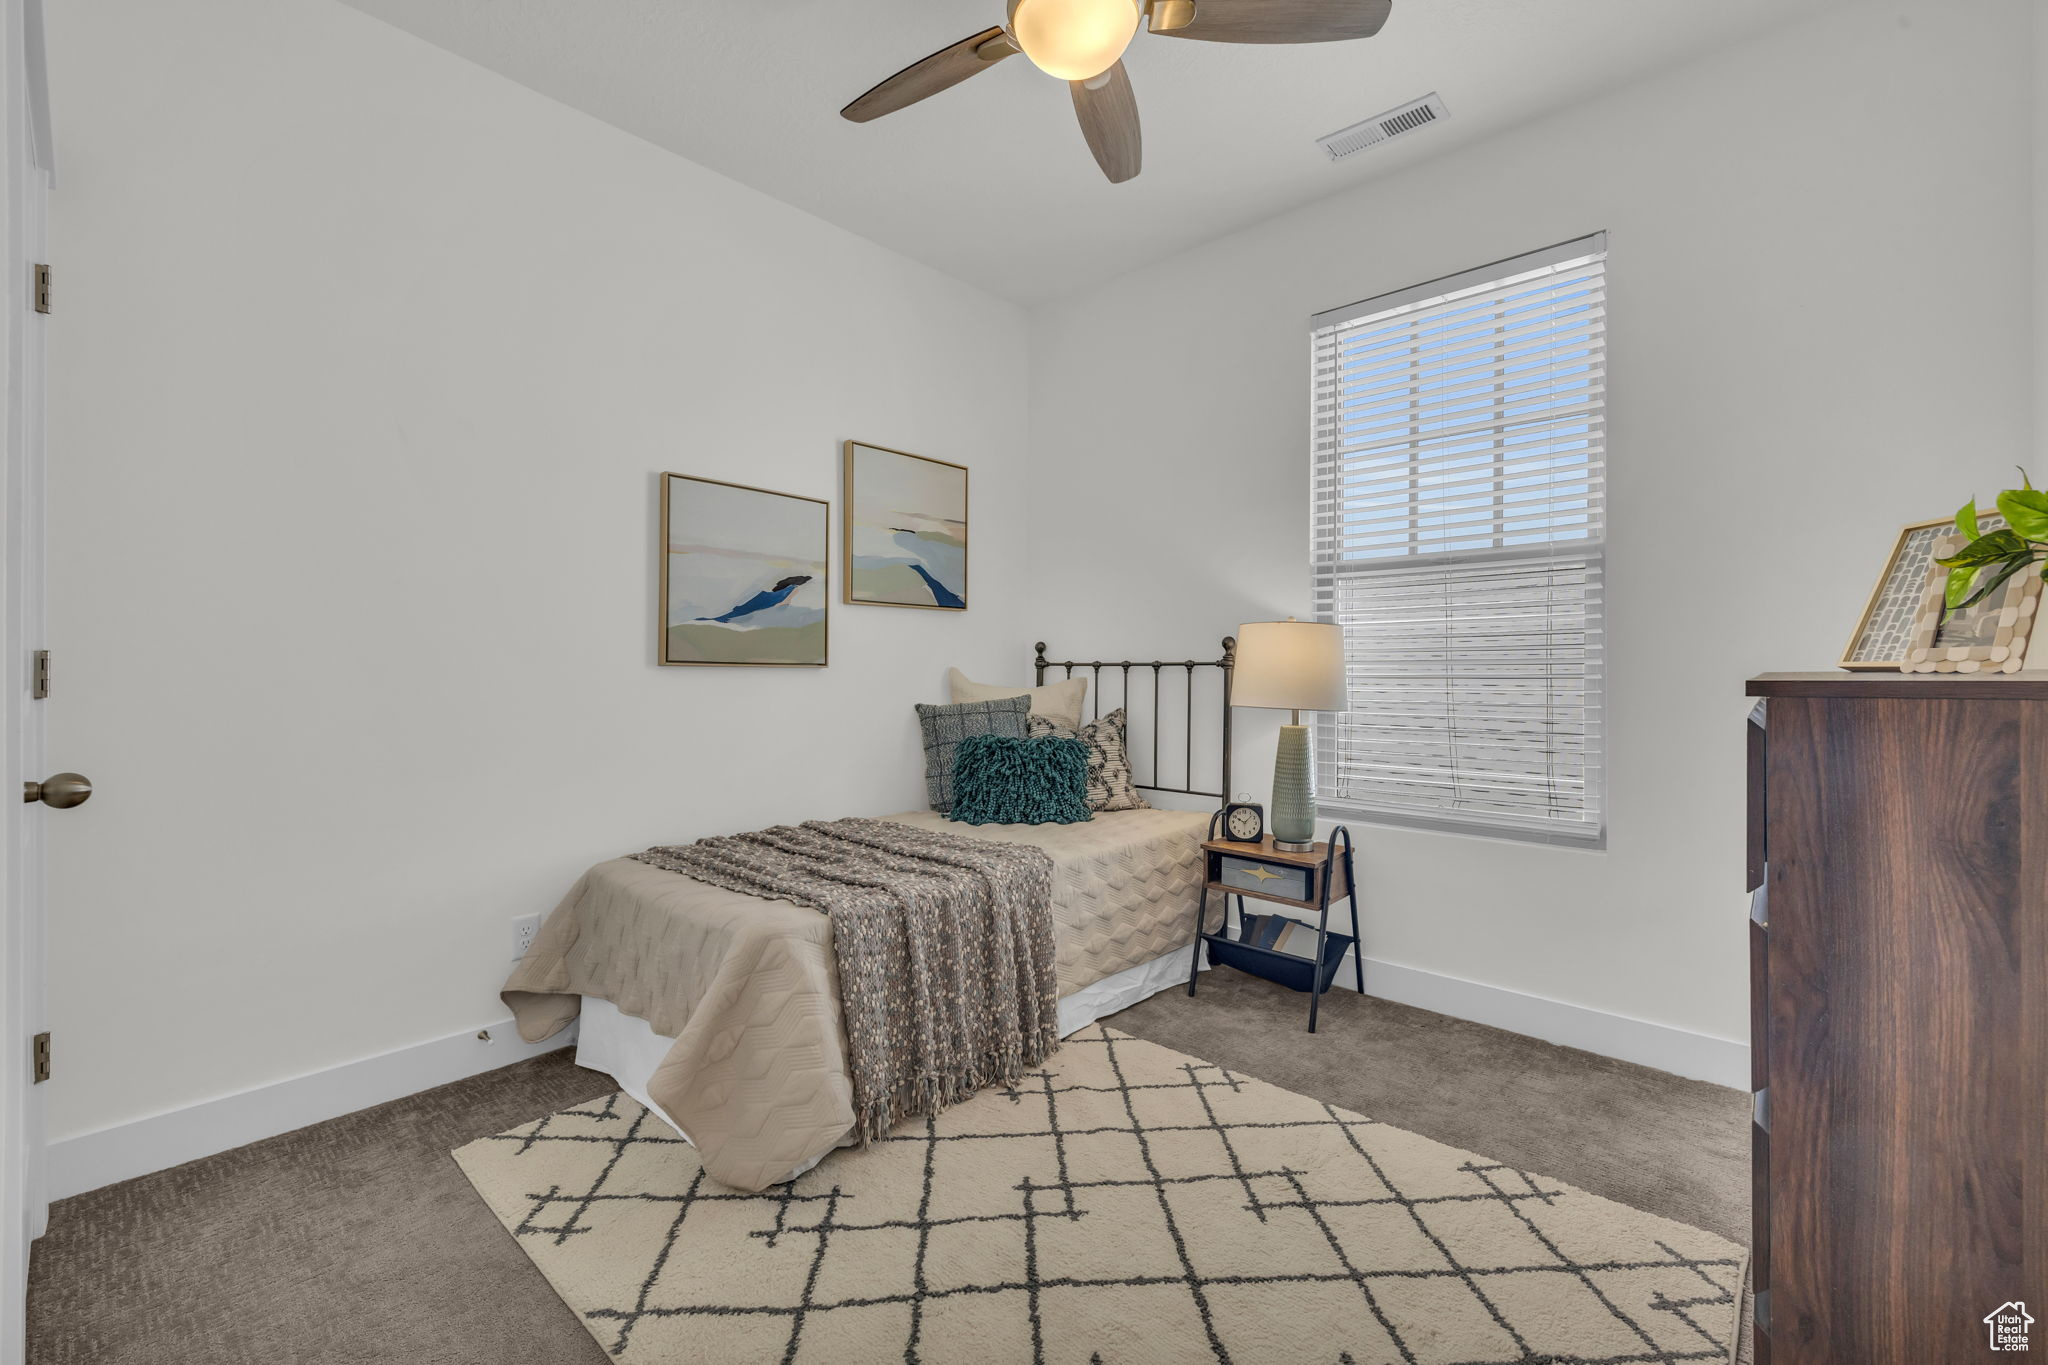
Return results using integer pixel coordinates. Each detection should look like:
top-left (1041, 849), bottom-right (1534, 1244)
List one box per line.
top-left (854, 1033), bottom-right (1059, 1143)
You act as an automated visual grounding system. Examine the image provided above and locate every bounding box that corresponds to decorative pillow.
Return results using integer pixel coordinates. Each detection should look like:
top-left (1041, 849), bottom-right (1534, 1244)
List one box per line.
top-left (1028, 707), bottom-right (1149, 812)
top-left (947, 667), bottom-right (1088, 734)
top-left (915, 695), bottom-right (1031, 813)
top-left (946, 734), bottom-right (1092, 826)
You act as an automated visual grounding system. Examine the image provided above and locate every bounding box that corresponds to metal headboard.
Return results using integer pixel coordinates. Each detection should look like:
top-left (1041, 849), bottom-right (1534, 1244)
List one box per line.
top-left (1034, 639), bottom-right (1236, 801)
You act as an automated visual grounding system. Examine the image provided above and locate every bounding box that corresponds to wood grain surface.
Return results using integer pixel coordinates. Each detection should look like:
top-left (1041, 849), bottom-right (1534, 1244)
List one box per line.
top-left (1150, 0), bottom-right (1393, 44)
top-left (1070, 61), bottom-right (1141, 183)
top-left (1749, 672), bottom-right (2048, 699)
top-left (1758, 692), bottom-right (2042, 1362)
top-left (842, 27), bottom-right (1011, 123)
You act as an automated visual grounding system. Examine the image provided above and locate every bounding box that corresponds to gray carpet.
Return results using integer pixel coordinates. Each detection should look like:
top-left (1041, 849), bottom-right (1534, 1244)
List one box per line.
top-left (1114, 972), bottom-right (1751, 1245)
top-left (26, 973), bottom-right (1749, 1364)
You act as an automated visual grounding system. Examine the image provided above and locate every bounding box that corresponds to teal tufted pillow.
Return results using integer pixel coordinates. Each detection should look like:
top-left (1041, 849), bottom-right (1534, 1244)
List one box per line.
top-left (946, 734), bottom-right (1093, 826)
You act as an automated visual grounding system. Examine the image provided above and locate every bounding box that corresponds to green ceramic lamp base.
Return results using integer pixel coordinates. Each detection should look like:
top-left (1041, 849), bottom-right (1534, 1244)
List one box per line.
top-left (1271, 722), bottom-right (1316, 850)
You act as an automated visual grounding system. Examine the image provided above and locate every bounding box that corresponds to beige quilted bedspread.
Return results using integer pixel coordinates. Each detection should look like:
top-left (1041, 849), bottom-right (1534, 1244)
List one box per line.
top-left (504, 808), bottom-right (1209, 1191)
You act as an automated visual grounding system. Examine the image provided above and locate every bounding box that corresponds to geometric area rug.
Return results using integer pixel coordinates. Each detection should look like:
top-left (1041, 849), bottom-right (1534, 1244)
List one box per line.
top-left (454, 1026), bottom-right (1743, 1364)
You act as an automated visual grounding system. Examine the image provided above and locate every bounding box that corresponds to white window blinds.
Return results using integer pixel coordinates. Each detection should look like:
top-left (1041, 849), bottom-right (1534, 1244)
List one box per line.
top-left (1309, 234), bottom-right (1607, 847)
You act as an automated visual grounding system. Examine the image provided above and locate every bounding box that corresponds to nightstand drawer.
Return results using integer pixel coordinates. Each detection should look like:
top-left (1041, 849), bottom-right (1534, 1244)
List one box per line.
top-left (1215, 855), bottom-right (1312, 901)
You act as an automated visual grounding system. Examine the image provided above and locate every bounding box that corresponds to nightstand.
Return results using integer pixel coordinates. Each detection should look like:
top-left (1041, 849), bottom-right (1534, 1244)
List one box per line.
top-left (1185, 814), bottom-right (1360, 1032)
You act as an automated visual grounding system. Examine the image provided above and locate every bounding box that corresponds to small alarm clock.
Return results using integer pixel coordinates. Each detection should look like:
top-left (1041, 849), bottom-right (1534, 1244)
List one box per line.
top-left (1221, 794), bottom-right (1265, 843)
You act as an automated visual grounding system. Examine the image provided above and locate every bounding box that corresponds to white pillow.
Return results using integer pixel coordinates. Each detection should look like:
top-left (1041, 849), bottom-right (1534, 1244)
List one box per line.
top-left (947, 668), bottom-right (1088, 734)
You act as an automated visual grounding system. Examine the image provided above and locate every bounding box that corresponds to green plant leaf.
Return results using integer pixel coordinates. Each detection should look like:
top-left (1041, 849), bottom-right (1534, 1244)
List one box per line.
top-left (1958, 499), bottom-right (1980, 540)
top-left (1997, 488), bottom-right (2048, 541)
top-left (2022, 466), bottom-right (2036, 492)
top-left (1951, 555), bottom-right (2034, 610)
top-left (1938, 529), bottom-right (2029, 567)
top-left (1946, 565), bottom-right (1982, 610)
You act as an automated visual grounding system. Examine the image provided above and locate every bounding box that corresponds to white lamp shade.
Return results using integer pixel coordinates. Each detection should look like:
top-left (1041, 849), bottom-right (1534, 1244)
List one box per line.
top-left (1232, 620), bottom-right (1346, 713)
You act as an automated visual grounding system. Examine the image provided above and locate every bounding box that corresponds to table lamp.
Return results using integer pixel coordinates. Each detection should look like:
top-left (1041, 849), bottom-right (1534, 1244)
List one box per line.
top-left (1232, 618), bottom-right (1345, 851)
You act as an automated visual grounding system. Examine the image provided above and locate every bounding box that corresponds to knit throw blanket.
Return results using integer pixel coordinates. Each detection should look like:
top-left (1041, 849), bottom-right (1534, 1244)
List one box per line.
top-left (631, 818), bottom-right (1060, 1142)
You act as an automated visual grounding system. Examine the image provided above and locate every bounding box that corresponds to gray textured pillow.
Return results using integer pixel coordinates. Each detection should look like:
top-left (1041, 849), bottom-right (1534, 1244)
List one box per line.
top-left (916, 695), bottom-right (1031, 812)
top-left (1028, 707), bottom-right (1149, 812)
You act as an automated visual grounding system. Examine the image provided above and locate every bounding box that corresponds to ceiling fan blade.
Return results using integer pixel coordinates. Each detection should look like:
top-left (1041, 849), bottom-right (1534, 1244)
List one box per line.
top-left (1149, 0), bottom-right (1391, 44)
top-left (841, 27), bottom-right (1018, 123)
top-left (1071, 61), bottom-right (1142, 184)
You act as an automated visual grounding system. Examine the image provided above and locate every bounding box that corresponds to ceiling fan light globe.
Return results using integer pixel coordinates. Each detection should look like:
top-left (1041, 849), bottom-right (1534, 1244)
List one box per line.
top-left (1008, 0), bottom-right (1141, 82)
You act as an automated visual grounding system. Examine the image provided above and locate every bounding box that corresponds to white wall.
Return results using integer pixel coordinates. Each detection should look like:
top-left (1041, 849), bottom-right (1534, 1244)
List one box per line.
top-left (1027, 0), bottom-right (2038, 1049)
top-left (32, 0), bottom-right (2046, 1157)
top-left (40, 0), bottom-right (1030, 1143)
top-left (0, 5), bottom-right (16, 1354)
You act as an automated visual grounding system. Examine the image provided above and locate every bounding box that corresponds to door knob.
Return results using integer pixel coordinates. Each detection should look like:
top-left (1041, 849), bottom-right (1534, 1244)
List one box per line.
top-left (24, 773), bottom-right (91, 809)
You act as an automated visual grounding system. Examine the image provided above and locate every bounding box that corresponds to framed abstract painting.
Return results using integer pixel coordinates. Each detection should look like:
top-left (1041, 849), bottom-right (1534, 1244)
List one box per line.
top-left (842, 441), bottom-right (968, 611)
top-left (658, 473), bottom-right (828, 667)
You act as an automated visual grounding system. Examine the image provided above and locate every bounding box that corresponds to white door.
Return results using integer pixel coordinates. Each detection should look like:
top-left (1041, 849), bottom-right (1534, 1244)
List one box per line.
top-left (2, 1), bottom-right (54, 1361)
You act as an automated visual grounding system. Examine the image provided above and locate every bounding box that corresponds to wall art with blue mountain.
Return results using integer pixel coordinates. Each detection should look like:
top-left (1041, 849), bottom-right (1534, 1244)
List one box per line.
top-left (845, 443), bottom-right (967, 610)
top-left (662, 474), bottom-right (828, 666)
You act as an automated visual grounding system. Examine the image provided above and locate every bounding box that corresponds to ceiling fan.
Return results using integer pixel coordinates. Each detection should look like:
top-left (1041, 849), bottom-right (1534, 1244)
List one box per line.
top-left (840, 0), bottom-right (1393, 185)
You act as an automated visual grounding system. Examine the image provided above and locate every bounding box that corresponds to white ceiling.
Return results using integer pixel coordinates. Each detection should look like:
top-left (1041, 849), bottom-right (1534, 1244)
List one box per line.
top-left (332, 0), bottom-right (1835, 304)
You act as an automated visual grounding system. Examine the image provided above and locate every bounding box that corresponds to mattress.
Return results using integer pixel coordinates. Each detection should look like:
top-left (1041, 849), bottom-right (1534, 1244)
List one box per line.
top-left (883, 808), bottom-right (1210, 996)
top-left (505, 808), bottom-right (1210, 1191)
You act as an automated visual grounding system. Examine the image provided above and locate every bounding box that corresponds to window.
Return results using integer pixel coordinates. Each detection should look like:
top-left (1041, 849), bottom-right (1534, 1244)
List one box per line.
top-left (1309, 234), bottom-right (1606, 847)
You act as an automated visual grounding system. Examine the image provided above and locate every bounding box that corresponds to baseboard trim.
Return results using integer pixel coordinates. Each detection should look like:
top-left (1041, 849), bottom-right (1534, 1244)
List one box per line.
top-left (45, 1019), bottom-right (576, 1202)
top-left (1335, 951), bottom-right (1749, 1090)
top-left (44, 954), bottom-right (1746, 1202)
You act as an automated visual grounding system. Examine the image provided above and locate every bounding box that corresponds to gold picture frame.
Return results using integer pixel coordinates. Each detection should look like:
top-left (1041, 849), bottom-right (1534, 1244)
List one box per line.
top-left (841, 441), bottom-right (968, 611)
top-left (1841, 513), bottom-right (2006, 671)
top-left (1902, 523), bottom-right (2039, 675)
top-left (657, 473), bottom-right (829, 668)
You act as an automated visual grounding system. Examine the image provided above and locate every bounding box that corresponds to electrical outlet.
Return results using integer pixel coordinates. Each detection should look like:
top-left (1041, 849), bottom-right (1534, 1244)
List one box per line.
top-left (511, 913), bottom-right (540, 962)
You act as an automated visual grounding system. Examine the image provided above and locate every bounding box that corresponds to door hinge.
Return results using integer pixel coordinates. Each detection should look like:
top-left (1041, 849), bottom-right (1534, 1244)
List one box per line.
top-left (33, 264), bottom-right (50, 315)
top-left (32, 1031), bottom-right (50, 1084)
top-left (32, 649), bottom-right (49, 700)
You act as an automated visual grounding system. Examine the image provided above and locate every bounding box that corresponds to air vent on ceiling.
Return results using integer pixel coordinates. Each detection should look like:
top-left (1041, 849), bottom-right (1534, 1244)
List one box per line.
top-left (1317, 93), bottom-right (1448, 162)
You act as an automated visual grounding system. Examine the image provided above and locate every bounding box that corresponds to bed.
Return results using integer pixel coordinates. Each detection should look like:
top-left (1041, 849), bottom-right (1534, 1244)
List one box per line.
top-left (504, 642), bottom-right (1236, 1191)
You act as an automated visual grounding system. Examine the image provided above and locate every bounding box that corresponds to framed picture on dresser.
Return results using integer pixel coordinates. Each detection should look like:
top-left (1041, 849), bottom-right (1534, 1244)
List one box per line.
top-left (842, 441), bottom-right (968, 610)
top-left (658, 473), bottom-right (829, 667)
top-left (1902, 520), bottom-right (2040, 674)
top-left (1841, 512), bottom-right (2008, 670)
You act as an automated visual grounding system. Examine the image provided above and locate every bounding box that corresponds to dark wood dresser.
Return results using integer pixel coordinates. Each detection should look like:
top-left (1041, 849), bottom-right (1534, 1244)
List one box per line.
top-left (1747, 674), bottom-right (2047, 1364)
